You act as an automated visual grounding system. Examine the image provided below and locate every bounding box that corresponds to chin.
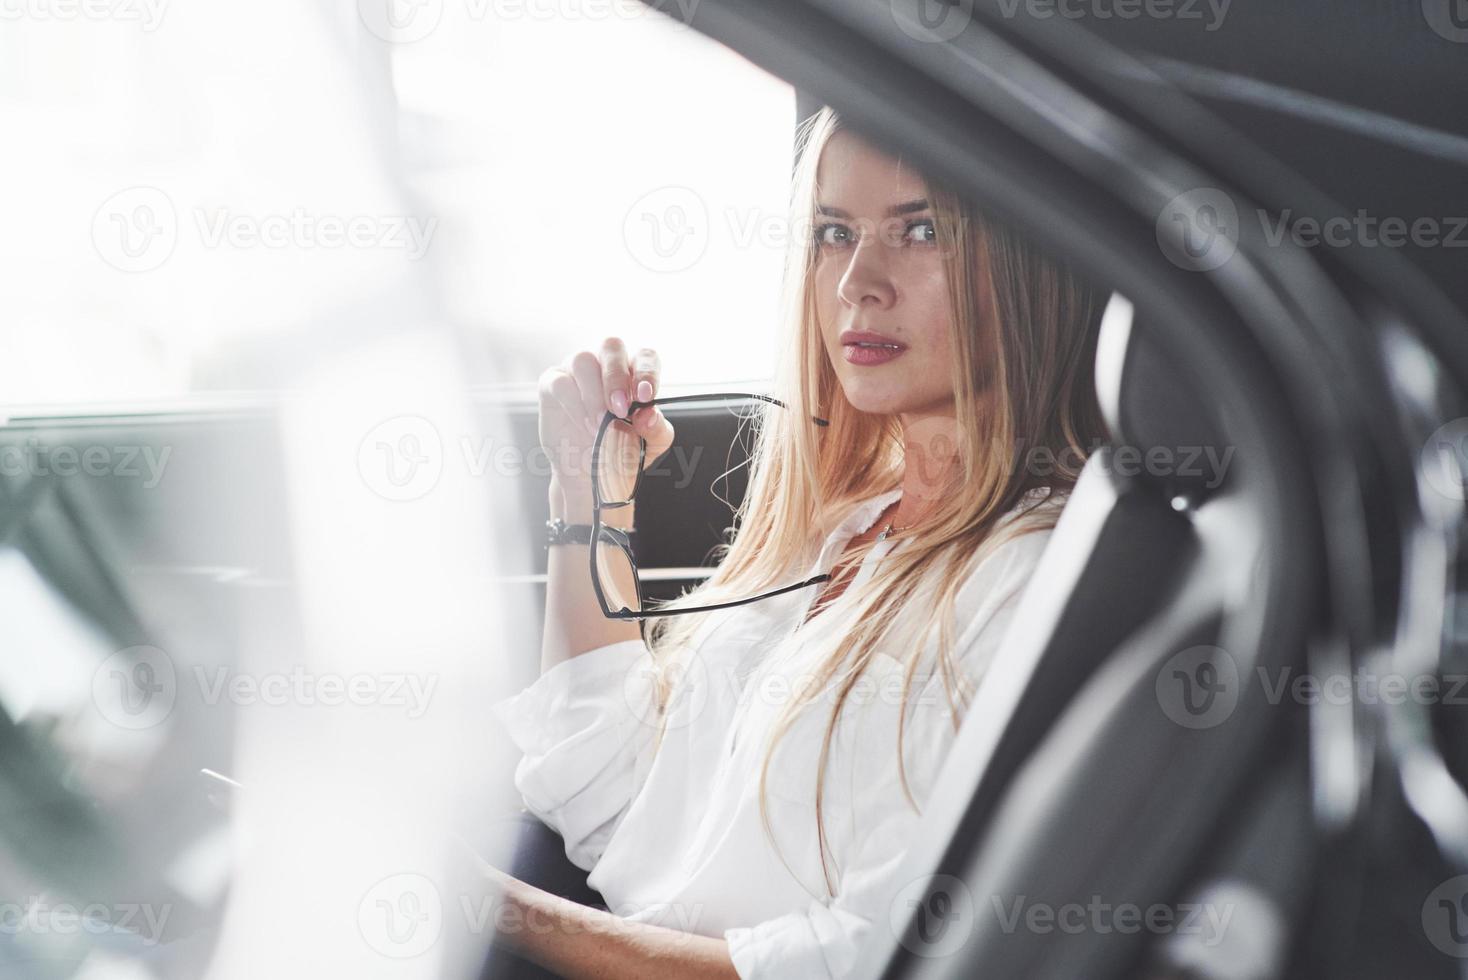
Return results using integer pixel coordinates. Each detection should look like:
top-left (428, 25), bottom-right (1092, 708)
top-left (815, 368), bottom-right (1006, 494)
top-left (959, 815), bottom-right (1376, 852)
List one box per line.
top-left (838, 380), bottom-right (918, 416)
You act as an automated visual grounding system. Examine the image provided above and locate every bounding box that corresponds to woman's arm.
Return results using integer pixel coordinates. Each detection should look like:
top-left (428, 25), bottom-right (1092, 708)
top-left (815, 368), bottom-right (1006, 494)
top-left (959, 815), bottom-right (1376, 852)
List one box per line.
top-left (537, 337), bottom-right (672, 674)
top-left (542, 474), bottom-right (641, 673)
top-left (489, 869), bottom-right (741, 980)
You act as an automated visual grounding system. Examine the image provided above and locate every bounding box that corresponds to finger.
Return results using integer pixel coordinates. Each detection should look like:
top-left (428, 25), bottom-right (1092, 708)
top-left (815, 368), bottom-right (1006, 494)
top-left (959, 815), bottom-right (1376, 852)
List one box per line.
top-left (642, 406), bottom-right (674, 443)
top-left (628, 348), bottom-right (660, 431)
top-left (567, 350), bottom-right (606, 429)
top-left (600, 336), bottom-right (633, 418)
top-left (634, 402), bottom-right (663, 434)
top-left (631, 348), bottom-right (660, 405)
top-left (540, 368), bottom-right (588, 433)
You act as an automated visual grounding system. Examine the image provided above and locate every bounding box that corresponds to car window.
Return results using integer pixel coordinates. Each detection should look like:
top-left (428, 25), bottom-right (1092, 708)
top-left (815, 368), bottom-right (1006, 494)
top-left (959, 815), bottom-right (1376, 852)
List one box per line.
top-left (390, 9), bottom-right (797, 390)
top-left (0, 6), bottom-right (794, 408)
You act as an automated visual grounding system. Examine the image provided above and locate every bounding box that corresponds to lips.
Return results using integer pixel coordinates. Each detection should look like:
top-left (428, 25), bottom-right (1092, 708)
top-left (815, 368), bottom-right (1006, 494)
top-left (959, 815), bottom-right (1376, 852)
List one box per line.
top-left (839, 329), bottom-right (908, 366)
top-left (839, 329), bottom-right (907, 351)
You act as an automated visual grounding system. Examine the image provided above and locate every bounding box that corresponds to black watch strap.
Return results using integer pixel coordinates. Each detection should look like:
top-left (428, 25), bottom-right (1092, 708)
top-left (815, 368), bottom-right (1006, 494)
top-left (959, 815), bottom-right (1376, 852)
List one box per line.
top-left (544, 519), bottom-right (638, 547)
top-left (545, 519), bottom-right (594, 546)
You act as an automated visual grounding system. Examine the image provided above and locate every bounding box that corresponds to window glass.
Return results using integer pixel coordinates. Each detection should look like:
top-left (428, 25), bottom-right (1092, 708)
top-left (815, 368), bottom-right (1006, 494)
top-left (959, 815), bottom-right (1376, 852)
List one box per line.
top-left (0, 5), bottom-right (795, 407)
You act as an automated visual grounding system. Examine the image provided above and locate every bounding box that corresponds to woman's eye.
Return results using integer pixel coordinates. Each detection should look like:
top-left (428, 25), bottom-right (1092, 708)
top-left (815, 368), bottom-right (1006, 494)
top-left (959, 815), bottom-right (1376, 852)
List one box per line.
top-left (814, 222), bottom-right (853, 248)
top-left (905, 219), bottom-right (936, 246)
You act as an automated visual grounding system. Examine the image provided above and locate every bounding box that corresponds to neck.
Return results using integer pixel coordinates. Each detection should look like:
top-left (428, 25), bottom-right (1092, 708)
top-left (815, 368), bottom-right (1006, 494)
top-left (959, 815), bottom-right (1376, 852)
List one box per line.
top-left (894, 404), bottom-right (962, 524)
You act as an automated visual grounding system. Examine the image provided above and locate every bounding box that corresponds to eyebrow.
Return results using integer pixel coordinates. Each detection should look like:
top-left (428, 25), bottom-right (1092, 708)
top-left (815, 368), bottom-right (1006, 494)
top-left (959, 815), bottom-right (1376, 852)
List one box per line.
top-left (814, 198), bottom-right (931, 219)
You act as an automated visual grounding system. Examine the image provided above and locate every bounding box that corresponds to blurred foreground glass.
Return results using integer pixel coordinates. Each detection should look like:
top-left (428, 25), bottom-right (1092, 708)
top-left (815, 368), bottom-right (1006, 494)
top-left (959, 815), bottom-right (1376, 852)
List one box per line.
top-left (591, 393), bottom-right (830, 619)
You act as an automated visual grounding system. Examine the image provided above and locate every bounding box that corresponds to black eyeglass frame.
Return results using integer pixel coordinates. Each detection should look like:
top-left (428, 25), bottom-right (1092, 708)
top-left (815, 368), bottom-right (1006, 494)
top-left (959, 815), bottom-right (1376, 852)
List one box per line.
top-left (589, 392), bottom-right (831, 620)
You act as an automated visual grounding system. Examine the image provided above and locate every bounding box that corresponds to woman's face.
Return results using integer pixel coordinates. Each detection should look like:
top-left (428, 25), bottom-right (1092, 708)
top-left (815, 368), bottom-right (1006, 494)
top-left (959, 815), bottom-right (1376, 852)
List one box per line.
top-left (812, 130), bottom-right (961, 418)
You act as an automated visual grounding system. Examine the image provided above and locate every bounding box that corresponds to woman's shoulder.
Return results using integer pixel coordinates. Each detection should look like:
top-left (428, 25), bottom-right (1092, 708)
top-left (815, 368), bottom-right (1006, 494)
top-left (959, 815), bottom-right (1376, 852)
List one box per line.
top-left (998, 484), bottom-right (1069, 527)
top-left (955, 486), bottom-right (1070, 606)
top-left (921, 488), bottom-right (1069, 687)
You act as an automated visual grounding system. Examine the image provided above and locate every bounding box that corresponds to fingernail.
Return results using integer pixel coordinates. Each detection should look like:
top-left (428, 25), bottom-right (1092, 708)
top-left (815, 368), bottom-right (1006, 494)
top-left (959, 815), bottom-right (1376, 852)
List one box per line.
top-left (637, 380), bottom-right (653, 402)
top-left (611, 390), bottom-right (629, 416)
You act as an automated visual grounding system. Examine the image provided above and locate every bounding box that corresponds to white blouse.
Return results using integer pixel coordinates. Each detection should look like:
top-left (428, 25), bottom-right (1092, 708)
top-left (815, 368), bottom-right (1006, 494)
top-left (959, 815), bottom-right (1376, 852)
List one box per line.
top-left (490, 485), bottom-right (1064, 978)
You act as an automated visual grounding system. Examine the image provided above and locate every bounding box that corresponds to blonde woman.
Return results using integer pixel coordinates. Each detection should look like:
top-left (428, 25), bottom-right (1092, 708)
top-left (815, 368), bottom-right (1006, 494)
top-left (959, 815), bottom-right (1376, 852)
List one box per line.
top-left (486, 106), bottom-right (1108, 979)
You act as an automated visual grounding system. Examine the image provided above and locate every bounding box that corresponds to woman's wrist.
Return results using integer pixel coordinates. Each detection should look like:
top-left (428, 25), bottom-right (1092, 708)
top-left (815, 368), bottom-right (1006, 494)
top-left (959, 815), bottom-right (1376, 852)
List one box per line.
top-left (488, 871), bottom-right (737, 979)
top-left (549, 477), bottom-right (633, 527)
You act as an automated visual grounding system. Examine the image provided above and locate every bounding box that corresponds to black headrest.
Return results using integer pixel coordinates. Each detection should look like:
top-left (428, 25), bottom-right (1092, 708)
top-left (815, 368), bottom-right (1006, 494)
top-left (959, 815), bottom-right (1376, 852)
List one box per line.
top-left (1093, 294), bottom-right (1231, 503)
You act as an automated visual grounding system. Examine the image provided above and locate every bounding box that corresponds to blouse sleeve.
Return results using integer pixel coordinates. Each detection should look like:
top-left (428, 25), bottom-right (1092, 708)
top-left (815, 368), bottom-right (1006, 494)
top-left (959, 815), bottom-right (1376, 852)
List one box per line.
top-left (488, 638), bottom-right (662, 873)
top-left (722, 528), bottom-right (1053, 979)
top-left (721, 804), bottom-right (933, 979)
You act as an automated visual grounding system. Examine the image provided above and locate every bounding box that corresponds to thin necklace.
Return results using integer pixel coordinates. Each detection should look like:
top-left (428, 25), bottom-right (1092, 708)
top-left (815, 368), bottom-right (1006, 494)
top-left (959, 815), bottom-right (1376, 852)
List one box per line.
top-left (875, 500), bottom-right (915, 542)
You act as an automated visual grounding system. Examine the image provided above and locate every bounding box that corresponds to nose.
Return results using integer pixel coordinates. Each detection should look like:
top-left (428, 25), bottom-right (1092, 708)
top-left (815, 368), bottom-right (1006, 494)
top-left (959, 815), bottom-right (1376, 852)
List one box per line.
top-left (835, 231), bottom-right (897, 310)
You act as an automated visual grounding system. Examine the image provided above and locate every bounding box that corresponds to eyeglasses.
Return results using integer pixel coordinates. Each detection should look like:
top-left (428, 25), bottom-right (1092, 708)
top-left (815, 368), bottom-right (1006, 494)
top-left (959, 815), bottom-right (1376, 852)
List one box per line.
top-left (590, 392), bottom-right (831, 620)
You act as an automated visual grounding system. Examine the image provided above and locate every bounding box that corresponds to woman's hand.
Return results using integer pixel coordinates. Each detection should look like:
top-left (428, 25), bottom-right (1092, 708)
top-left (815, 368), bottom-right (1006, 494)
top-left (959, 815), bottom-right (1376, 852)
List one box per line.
top-left (478, 866), bottom-right (740, 980)
top-left (462, 831), bottom-right (737, 978)
top-left (537, 337), bottom-right (675, 515)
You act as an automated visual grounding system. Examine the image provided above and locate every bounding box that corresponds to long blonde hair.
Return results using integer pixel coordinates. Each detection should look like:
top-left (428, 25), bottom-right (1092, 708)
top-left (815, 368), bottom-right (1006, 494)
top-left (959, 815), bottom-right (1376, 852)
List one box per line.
top-left (644, 107), bottom-right (1108, 896)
